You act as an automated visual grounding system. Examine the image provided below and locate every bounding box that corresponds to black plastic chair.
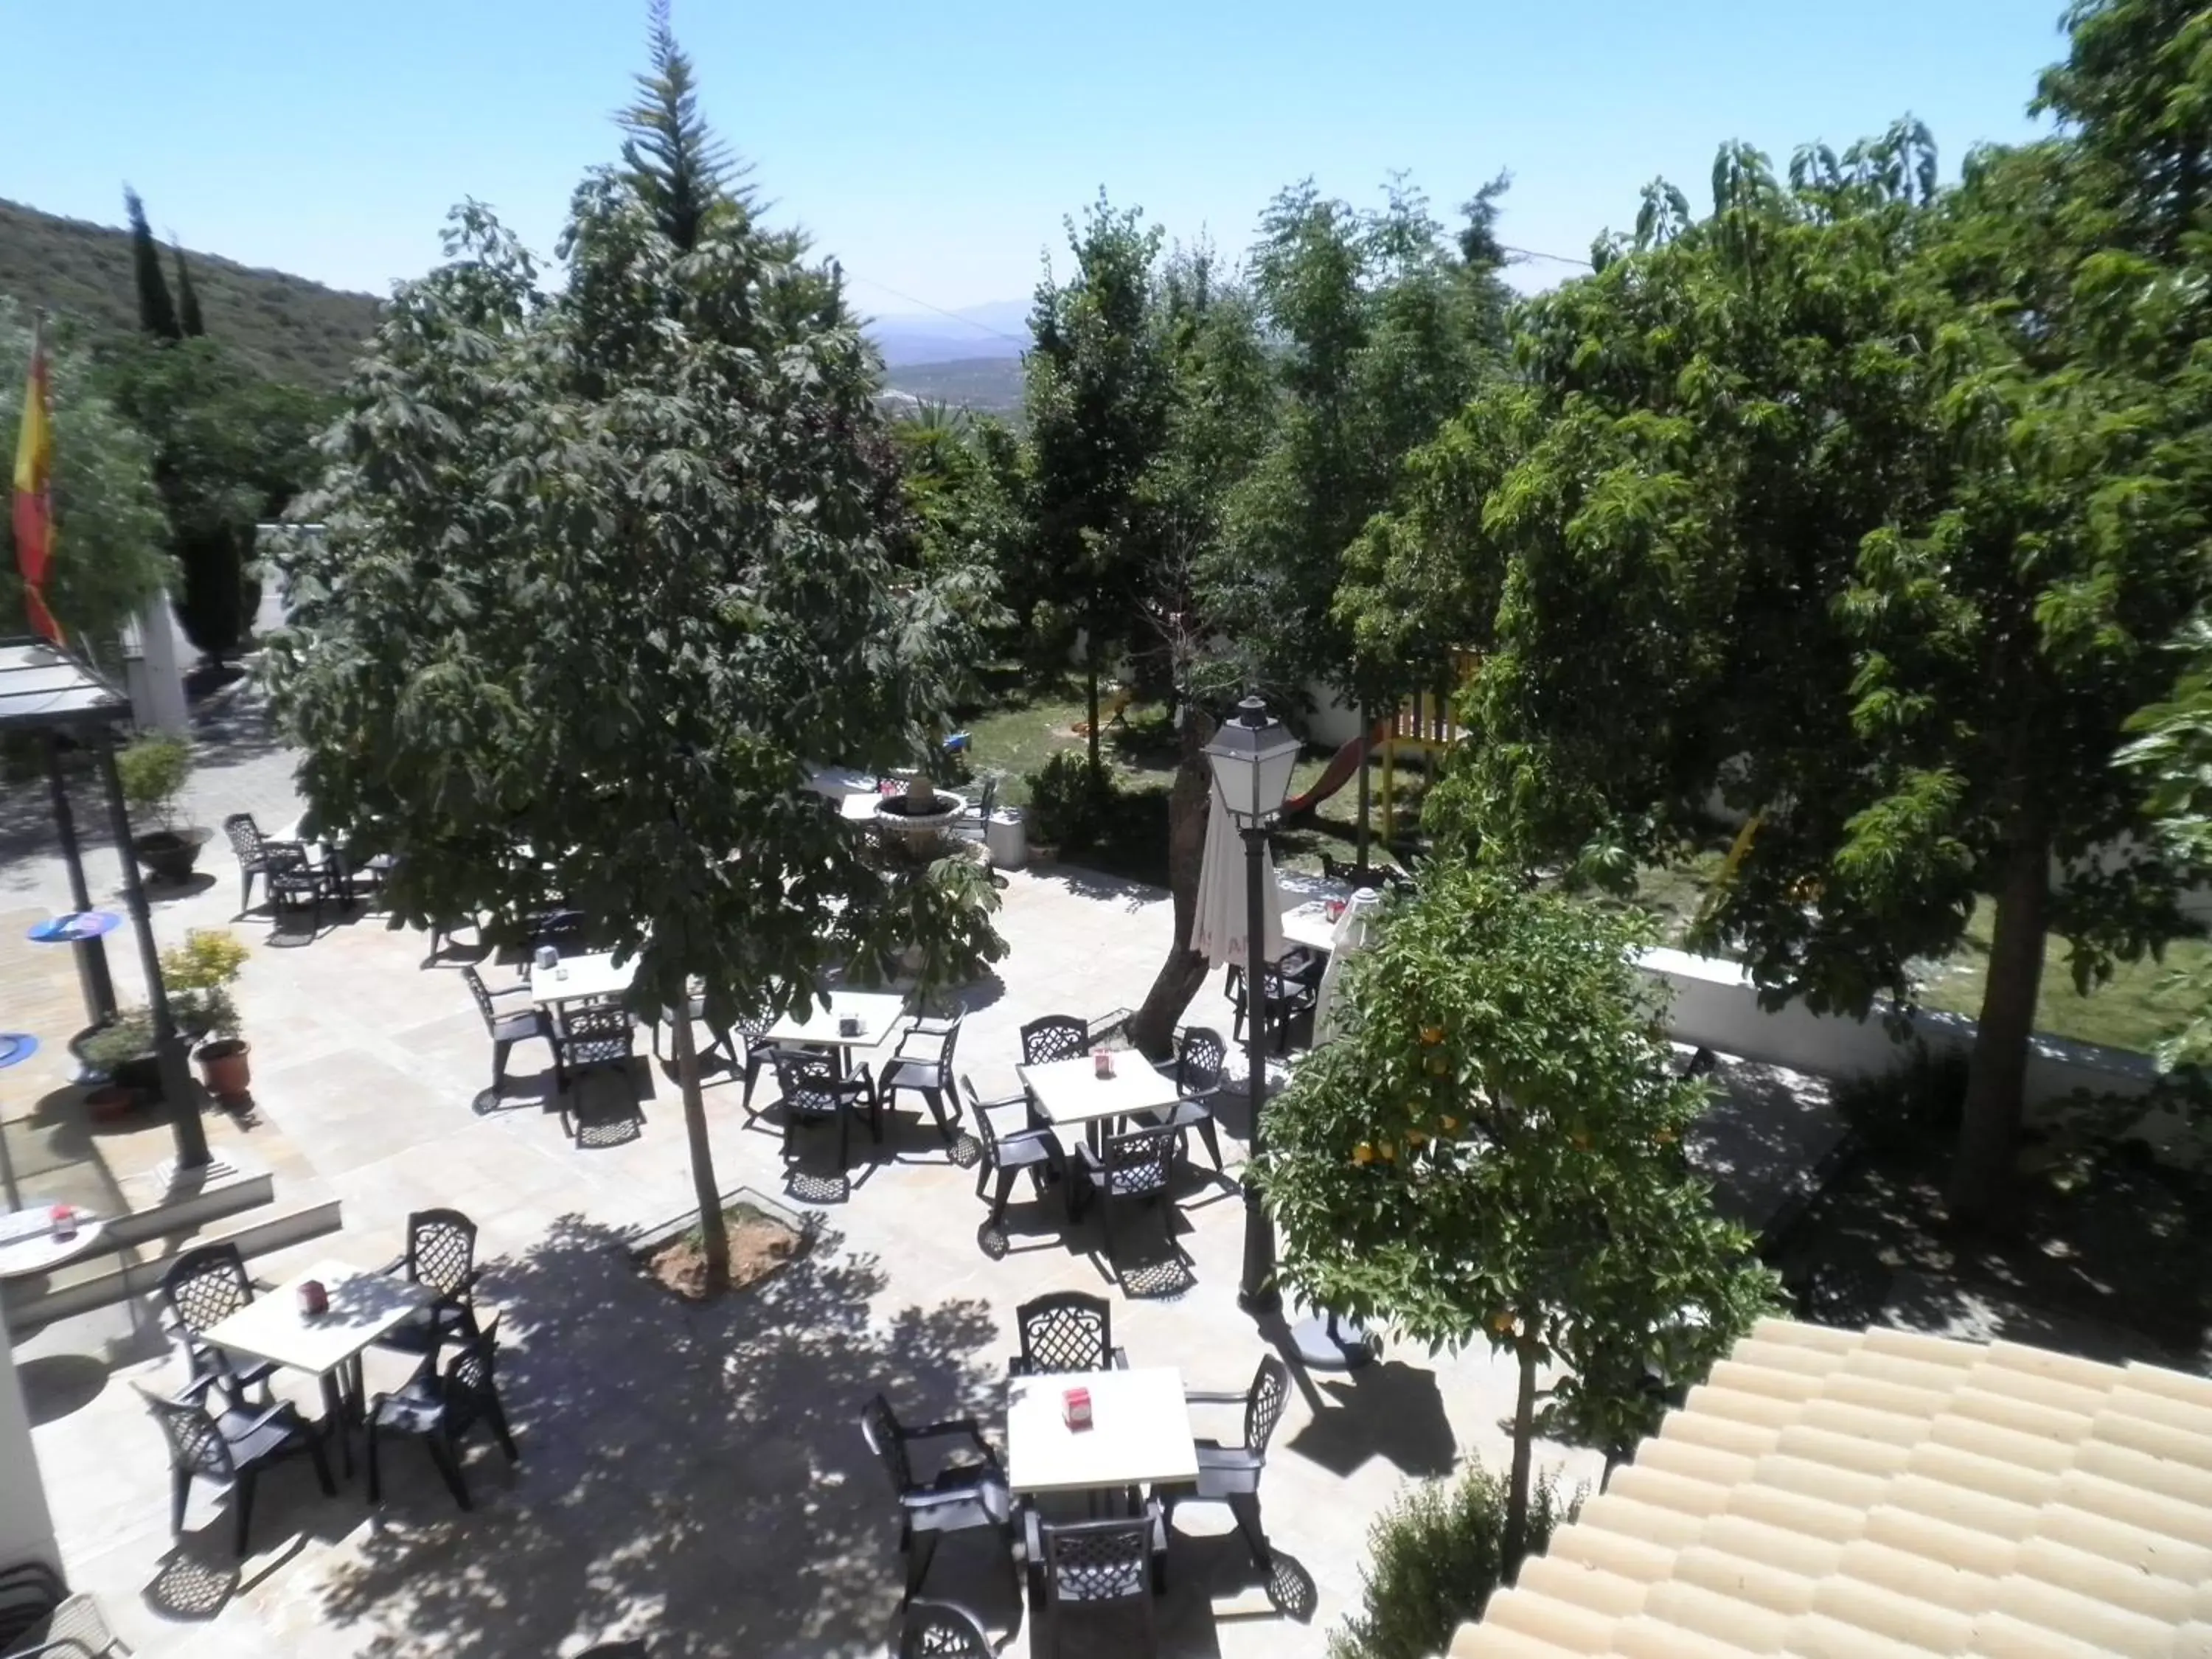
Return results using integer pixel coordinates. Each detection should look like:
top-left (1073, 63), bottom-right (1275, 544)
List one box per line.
top-left (1071, 1124), bottom-right (1180, 1276)
top-left (880, 1012), bottom-right (964, 1143)
top-left (776, 1051), bottom-right (881, 1169)
top-left (1158, 1026), bottom-right (1226, 1173)
top-left (961, 1075), bottom-right (1066, 1231)
top-left (897, 1599), bottom-right (993, 1658)
top-left (156, 1244), bottom-right (276, 1404)
top-left (220, 813), bottom-right (307, 916)
top-left (1020, 1015), bottom-right (1089, 1068)
top-left (365, 1318), bottom-right (519, 1511)
top-left (649, 986), bottom-right (730, 1067)
top-left (550, 1001), bottom-right (636, 1095)
top-left (1224, 960), bottom-right (1318, 1054)
top-left (1156, 1354), bottom-right (1290, 1572)
top-left (1038, 1514), bottom-right (1161, 1657)
top-left (859, 1394), bottom-right (1016, 1607)
top-left (1009, 1291), bottom-right (1128, 1377)
top-left (733, 1012), bottom-right (807, 1121)
top-left (375, 1208), bottom-right (483, 1359)
top-left (139, 1377), bottom-right (335, 1557)
top-left (464, 966), bottom-right (550, 1093)
top-left (0, 1562), bottom-right (127, 1659)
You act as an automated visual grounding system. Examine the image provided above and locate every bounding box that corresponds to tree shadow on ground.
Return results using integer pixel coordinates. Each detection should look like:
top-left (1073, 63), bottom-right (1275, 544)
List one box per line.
top-left (1285, 1360), bottom-right (1457, 1481)
top-left (313, 1211), bottom-right (1004, 1659)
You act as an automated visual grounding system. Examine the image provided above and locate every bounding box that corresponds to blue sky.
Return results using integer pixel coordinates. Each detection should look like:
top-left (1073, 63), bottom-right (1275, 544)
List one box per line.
top-left (4, 1), bottom-right (2065, 326)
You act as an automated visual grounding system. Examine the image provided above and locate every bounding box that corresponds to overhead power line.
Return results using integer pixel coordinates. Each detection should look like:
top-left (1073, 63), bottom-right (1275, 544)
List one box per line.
top-left (843, 271), bottom-right (1029, 344)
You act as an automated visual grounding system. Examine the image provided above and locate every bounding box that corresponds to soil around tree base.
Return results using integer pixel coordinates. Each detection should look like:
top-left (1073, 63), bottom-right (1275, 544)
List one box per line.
top-left (639, 1202), bottom-right (807, 1301)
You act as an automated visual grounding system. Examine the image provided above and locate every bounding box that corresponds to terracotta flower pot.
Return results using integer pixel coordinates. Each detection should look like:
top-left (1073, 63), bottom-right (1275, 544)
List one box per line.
top-left (84, 1082), bottom-right (142, 1124)
top-left (195, 1038), bottom-right (252, 1102)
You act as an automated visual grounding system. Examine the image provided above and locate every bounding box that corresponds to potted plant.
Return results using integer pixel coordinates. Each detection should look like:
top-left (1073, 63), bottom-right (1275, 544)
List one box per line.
top-left (116, 731), bottom-right (209, 884)
top-left (163, 928), bottom-right (252, 1101)
top-left (74, 1009), bottom-right (161, 1119)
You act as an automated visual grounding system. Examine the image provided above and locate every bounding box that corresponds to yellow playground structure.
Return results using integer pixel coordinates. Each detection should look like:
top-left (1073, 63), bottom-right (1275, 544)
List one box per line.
top-left (1378, 651), bottom-right (1477, 843)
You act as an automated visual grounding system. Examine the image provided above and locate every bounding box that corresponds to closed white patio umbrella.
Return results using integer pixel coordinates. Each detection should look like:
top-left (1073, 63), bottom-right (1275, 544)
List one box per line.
top-left (1192, 775), bottom-right (1285, 968)
top-left (1312, 887), bottom-right (1385, 1045)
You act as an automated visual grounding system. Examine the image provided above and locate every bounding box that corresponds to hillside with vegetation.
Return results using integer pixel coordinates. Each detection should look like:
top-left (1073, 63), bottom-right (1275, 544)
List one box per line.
top-left (0, 196), bottom-right (381, 389)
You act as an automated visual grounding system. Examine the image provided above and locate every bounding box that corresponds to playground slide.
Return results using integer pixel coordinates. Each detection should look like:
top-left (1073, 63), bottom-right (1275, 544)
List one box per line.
top-left (1284, 718), bottom-right (1393, 816)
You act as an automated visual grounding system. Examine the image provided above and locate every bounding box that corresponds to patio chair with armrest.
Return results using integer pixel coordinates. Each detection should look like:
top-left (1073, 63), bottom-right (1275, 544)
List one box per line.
top-left (1155, 1354), bottom-right (1290, 1573)
top-left (0, 1561), bottom-right (129, 1658)
top-left (365, 1317), bottom-right (520, 1511)
top-left (732, 1012), bottom-right (809, 1122)
top-left (1224, 958), bottom-right (1320, 1054)
top-left (858, 1394), bottom-right (1018, 1608)
top-left (1154, 1026), bottom-right (1225, 1173)
top-left (138, 1375), bottom-right (335, 1558)
top-left (775, 1051), bottom-right (881, 1170)
top-left (220, 813), bottom-right (308, 917)
top-left (1037, 1514), bottom-right (1163, 1657)
top-left (1009, 1290), bottom-right (1127, 1376)
top-left (1019, 1015), bottom-right (1089, 1067)
top-left (463, 966), bottom-right (551, 1093)
top-left (375, 1208), bottom-right (483, 1360)
top-left (549, 1001), bottom-right (636, 1096)
top-left (959, 1076), bottom-right (1066, 1232)
top-left (1071, 1124), bottom-right (1180, 1280)
top-left (156, 1244), bottom-right (276, 1405)
top-left (880, 1012), bottom-right (964, 1143)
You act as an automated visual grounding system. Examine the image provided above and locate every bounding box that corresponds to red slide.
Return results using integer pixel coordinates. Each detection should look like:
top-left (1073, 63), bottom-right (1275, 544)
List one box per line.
top-left (1284, 718), bottom-right (1393, 815)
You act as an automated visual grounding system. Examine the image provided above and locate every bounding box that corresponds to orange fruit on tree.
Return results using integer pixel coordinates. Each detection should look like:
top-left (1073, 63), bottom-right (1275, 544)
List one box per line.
top-left (1353, 1143), bottom-right (1375, 1166)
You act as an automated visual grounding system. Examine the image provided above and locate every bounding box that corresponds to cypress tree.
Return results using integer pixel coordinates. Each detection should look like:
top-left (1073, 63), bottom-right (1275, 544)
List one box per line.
top-left (125, 187), bottom-right (181, 340)
top-left (172, 237), bottom-right (206, 337)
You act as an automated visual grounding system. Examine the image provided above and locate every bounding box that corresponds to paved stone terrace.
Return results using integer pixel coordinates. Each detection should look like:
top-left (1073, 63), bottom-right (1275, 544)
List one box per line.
top-left (9, 728), bottom-right (1613, 1659)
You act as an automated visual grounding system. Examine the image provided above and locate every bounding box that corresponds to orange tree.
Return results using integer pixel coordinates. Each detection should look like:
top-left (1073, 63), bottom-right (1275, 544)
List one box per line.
top-left (1261, 862), bottom-right (1778, 1561)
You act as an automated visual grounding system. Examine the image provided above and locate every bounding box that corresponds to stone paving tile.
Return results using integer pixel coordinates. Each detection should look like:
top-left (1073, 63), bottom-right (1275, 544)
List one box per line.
top-left (13, 765), bottom-right (1608, 1659)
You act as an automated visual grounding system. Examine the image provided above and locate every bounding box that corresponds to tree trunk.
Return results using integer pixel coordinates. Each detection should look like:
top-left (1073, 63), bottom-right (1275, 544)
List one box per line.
top-left (1128, 707), bottom-right (1218, 1060)
top-left (1947, 820), bottom-right (2051, 1228)
top-left (1504, 1336), bottom-right (1540, 1570)
top-left (1087, 655), bottom-right (1102, 777)
top-left (674, 1014), bottom-right (729, 1290)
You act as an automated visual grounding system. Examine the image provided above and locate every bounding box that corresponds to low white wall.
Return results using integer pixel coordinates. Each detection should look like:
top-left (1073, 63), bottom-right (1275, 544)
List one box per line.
top-left (1635, 947), bottom-right (2201, 1161)
top-left (0, 1316), bottom-right (58, 1575)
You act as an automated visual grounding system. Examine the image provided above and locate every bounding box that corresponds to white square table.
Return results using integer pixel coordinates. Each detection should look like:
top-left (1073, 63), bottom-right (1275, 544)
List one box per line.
top-left (1006, 1366), bottom-right (1199, 1497)
top-left (1278, 898), bottom-right (1343, 957)
top-left (201, 1259), bottom-right (437, 1472)
top-left (1018, 1055), bottom-right (1183, 1152)
top-left (529, 950), bottom-right (638, 1007)
top-left (762, 990), bottom-right (911, 1075)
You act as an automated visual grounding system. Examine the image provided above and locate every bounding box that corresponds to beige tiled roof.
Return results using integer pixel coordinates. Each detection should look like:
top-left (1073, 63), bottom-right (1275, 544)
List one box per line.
top-left (1449, 1318), bottom-right (2212, 1658)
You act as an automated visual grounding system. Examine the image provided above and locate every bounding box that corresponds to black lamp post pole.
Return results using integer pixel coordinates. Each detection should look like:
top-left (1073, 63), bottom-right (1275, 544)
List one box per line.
top-left (44, 731), bottom-right (116, 1026)
top-left (1237, 818), bottom-right (1280, 1316)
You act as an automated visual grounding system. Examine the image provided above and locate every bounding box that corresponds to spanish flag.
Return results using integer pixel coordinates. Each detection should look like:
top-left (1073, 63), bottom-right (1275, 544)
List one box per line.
top-left (12, 314), bottom-right (61, 646)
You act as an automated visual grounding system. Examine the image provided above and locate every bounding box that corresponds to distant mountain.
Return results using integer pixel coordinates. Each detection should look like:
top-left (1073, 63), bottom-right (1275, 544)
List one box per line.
top-left (0, 197), bottom-right (382, 389)
top-left (866, 299), bottom-right (1029, 368)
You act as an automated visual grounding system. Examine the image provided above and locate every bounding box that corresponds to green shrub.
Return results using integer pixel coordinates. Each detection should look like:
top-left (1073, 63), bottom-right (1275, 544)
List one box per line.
top-left (1833, 1043), bottom-right (1969, 1156)
top-left (115, 731), bottom-right (192, 830)
top-left (1327, 1459), bottom-right (1581, 1659)
top-left (1023, 750), bottom-right (1112, 848)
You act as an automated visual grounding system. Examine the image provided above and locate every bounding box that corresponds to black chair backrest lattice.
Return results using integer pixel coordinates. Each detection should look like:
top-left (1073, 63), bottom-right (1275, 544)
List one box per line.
top-left (557, 1002), bottom-right (633, 1065)
top-left (161, 1243), bottom-right (254, 1337)
top-left (1045, 1517), bottom-right (1151, 1604)
top-left (440, 1316), bottom-right (503, 1438)
top-left (405, 1208), bottom-right (477, 1298)
top-left (900, 1599), bottom-right (993, 1658)
top-left (860, 1392), bottom-right (915, 1495)
top-left (1017, 1293), bottom-right (1115, 1374)
top-left (960, 1076), bottom-right (1012, 1158)
top-left (776, 1052), bottom-right (845, 1120)
top-left (142, 1389), bottom-right (237, 1481)
top-left (221, 813), bottom-right (285, 869)
top-left (926, 1015), bottom-right (964, 1089)
top-left (1176, 1027), bottom-right (1226, 1094)
top-left (1102, 1126), bottom-right (1178, 1198)
top-left (1245, 1354), bottom-right (1291, 1453)
top-left (1020, 1015), bottom-right (1088, 1067)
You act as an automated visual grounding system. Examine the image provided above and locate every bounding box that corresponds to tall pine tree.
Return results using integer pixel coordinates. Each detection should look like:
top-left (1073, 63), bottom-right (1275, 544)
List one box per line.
top-left (124, 187), bottom-right (181, 341)
top-left (171, 237), bottom-right (205, 338)
top-left (619, 0), bottom-right (750, 251)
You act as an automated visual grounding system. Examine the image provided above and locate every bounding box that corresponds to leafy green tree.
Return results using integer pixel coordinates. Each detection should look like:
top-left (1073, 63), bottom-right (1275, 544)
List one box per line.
top-left (1351, 114), bottom-right (2212, 1224)
top-left (266, 43), bottom-right (986, 1291)
top-left (124, 187), bottom-right (180, 341)
top-left (172, 238), bottom-right (206, 338)
top-left (0, 303), bottom-right (170, 647)
top-left (1025, 194), bottom-right (1173, 774)
top-left (1263, 864), bottom-right (1776, 1562)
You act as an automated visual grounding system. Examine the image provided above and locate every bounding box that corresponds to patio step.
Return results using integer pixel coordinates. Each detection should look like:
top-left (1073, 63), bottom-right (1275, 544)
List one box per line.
top-left (1, 1161), bottom-right (341, 1332)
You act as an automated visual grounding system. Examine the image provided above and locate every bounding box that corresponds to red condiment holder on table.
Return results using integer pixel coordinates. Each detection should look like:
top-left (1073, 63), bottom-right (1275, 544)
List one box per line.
top-left (1062, 1385), bottom-right (1093, 1430)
